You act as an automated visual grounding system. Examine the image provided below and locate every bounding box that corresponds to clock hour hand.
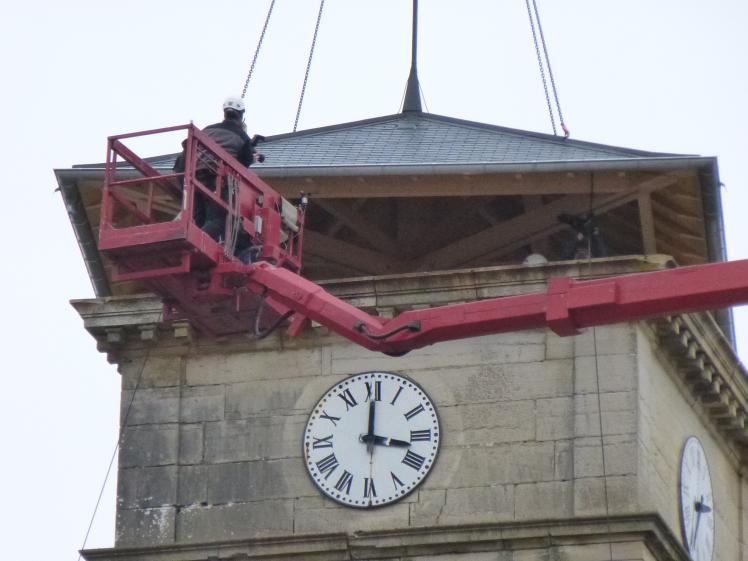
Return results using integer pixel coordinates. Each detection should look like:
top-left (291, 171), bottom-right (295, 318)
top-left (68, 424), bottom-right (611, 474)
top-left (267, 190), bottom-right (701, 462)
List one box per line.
top-left (360, 434), bottom-right (411, 447)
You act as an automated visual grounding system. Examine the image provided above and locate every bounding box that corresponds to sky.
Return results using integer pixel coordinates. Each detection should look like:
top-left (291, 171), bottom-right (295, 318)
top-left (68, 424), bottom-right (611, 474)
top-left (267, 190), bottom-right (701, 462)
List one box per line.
top-left (2, 1), bottom-right (748, 558)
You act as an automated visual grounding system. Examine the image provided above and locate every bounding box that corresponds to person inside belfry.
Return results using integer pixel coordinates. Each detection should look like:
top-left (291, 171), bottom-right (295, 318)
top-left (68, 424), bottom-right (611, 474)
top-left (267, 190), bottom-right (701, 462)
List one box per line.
top-left (176, 97), bottom-right (264, 263)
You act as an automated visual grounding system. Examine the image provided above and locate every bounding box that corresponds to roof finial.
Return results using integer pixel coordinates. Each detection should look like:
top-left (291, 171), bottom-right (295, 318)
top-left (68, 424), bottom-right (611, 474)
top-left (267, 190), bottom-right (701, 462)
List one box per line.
top-left (402, 0), bottom-right (422, 113)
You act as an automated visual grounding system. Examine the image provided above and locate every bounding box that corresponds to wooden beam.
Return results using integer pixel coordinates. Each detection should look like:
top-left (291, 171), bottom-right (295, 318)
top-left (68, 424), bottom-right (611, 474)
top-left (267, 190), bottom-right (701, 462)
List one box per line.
top-left (413, 173), bottom-right (684, 271)
top-left (638, 194), bottom-right (657, 254)
top-left (303, 229), bottom-right (407, 275)
top-left (314, 199), bottom-right (400, 255)
top-left (268, 171), bottom-right (632, 199)
top-left (523, 196), bottom-right (551, 256)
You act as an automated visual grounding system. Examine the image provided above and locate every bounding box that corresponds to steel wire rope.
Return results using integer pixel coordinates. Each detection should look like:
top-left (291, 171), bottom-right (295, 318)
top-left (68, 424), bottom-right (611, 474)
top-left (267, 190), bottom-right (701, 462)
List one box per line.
top-left (531, 0), bottom-right (569, 137)
top-left (77, 348), bottom-right (152, 561)
top-left (524, 0), bottom-right (557, 135)
top-left (294, 0), bottom-right (326, 132)
top-left (241, 0), bottom-right (276, 99)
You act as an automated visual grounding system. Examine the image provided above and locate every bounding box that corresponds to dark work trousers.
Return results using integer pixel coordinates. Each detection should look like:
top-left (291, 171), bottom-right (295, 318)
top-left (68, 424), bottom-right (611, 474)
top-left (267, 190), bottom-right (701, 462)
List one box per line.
top-left (195, 169), bottom-right (251, 256)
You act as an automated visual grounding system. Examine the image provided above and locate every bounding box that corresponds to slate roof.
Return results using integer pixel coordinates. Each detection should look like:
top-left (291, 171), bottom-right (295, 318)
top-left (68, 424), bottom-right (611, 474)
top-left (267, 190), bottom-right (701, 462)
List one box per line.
top-left (77, 111), bottom-right (685, 173)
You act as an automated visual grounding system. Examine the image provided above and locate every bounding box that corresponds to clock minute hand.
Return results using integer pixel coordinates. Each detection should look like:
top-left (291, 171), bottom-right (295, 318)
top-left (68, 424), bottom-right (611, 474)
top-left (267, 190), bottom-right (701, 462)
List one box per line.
top-left (366, 400), bottom-right (376, 454)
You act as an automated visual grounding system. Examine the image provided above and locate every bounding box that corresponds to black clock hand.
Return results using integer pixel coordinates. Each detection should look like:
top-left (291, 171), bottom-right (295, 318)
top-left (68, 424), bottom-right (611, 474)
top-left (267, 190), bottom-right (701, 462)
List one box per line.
top-left (359, 434), bottom-right (411, 447)
top-left (366, 400), bottom-right (376, 454)
top-left (690, 495), bottom-right (709, 552)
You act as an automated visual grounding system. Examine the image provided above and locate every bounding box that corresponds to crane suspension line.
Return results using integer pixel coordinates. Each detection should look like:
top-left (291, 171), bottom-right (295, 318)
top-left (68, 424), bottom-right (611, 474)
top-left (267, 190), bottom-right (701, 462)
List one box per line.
top-left (525, 0), bottom-right (569, 137)
top-left (241, 0), bottom-right (276, 99)
top-left (294, 0), bottom-right (326, 132)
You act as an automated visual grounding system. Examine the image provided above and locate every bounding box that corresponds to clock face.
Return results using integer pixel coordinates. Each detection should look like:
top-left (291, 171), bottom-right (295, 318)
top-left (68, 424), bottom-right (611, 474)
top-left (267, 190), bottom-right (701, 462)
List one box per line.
top-left (303, 371), bottom-right (440, 508)
top-left (679, 436), bottom-right (715, 561)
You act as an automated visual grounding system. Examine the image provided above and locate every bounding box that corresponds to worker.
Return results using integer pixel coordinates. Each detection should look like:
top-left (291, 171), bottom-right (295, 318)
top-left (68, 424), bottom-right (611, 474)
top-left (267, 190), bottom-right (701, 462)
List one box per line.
top-left (199, 96), bottom-right (257, 244)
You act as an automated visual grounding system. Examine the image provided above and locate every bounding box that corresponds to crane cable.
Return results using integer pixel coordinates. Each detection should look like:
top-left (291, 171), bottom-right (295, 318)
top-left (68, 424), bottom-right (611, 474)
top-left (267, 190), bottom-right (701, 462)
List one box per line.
top-left (241, 0), bottom-right (276, 100)
top-left (294, 0), bottom-right (326, 132)
top-left (525, 0), bottom-right (569, 138)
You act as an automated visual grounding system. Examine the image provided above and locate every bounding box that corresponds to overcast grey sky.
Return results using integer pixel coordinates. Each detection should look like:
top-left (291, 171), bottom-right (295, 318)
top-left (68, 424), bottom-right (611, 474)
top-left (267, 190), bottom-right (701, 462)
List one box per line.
top-left (2, 1), bottom-right (747, 558)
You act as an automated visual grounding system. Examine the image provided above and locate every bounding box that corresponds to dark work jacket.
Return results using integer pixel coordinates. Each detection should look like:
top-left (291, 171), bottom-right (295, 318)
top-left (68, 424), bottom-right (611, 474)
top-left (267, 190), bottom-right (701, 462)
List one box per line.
top-left (203, 119), bottom-right (255, 167)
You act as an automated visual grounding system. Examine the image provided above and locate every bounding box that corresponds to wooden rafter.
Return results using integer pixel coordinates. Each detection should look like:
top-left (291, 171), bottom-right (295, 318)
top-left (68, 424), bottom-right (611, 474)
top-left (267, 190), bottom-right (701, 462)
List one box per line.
top-left (314, 199), bottom-right (400, 256)
top-left (303, 230), bottom-right (406, 275)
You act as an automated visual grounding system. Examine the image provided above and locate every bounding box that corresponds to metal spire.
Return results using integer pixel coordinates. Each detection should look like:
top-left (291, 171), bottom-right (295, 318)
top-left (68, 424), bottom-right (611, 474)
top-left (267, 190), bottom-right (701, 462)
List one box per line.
top-left (402, 0), bottom-right (422, 112)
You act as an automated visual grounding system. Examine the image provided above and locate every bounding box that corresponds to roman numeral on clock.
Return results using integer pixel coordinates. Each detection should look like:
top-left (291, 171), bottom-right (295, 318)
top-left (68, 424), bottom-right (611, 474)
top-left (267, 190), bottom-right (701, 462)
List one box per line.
top-left (334, 470), bottom-right (353, 494)
top-left (410, 429), bottom-right (432, 442)
top-left (319, 410), bottom-right (340, 426)
top-left (315, 453), bottom-right (339, 479)
top-left (337, 388), bottom-right (358, 410)
top-left (312, 434), bottom-right (333, 449)
top-left (402, 449), bottom-right (426, 470)
top-left (365, 380), bottom-right (382, 401)
top-left (404, 403), bottom-right (425, 420)
top-left (363, 477), bottom-right (377, 498)
top-left (391, 471), bottom-right (405, 489)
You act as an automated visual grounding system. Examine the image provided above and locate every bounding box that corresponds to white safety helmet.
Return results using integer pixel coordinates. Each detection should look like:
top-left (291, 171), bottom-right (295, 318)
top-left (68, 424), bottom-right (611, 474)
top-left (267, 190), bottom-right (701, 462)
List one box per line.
top-left (223, 96), bottom-right (245, 113)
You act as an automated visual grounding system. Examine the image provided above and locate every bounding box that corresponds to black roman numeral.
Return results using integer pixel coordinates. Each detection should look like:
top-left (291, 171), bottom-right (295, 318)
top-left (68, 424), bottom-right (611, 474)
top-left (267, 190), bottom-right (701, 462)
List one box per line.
top-left (402, 450), bottom-right (426, 470)
top-left (312, 435), bottom-right (333, 449)
top-left (315, 453), bottom-right (339, 479)
top-left (319, 410), bottom-right (341, 426)
top-left (391, 471), bottom-right (405, 489)
top-left (390, 386), bottom-right (404, 405)
top-left (404, 404), bottom-right (425, 420)
top-left (365, 380), bottom-right (382, 401)
top-left (337, 388), bottom-right (358, 410)
top-left (364, 477), bottom-right (377, 498)
top-left (410, 429), bottom-right (432, 442)
top-left (334, 470), bottom-right (354, 494)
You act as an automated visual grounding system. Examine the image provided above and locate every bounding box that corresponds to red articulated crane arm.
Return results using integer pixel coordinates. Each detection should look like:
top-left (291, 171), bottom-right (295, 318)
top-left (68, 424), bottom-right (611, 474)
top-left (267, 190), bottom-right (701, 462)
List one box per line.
top-left (247, 259), bottom-right (748, 356)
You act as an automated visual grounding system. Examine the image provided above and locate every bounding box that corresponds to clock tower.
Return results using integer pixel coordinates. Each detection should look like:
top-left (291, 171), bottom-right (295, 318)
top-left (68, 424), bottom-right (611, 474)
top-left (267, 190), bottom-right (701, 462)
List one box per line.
top-left (59, 105), bottom-right (748, 560)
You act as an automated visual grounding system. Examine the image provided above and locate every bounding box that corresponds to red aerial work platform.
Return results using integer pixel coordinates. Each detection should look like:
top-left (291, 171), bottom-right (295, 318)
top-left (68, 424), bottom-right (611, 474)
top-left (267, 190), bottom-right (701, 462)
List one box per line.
top-left (99, 125), bottom-right (748, 355)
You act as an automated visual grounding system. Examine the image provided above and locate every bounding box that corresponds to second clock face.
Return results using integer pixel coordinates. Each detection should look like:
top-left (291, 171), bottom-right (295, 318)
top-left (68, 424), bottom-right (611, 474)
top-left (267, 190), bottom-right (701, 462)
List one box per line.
top-left (303, 371), bottom-right (440, 508)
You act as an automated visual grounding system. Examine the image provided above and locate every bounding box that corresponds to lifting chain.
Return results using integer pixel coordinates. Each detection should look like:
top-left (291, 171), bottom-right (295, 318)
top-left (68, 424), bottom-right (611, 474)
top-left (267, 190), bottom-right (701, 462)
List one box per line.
top-left (241, 0), bottom-right (276, 99)
top-left (294, 0), bottom-right (326, 132)
top-left (525, 0), bottom-right (569, 137)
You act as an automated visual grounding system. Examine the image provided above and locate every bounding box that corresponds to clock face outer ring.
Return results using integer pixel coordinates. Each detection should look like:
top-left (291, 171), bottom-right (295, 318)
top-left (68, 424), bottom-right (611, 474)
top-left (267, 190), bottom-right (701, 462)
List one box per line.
top-left (678, 435), bottom-right (715, 561)
top-left (302, 371), bottom-right (441, 509)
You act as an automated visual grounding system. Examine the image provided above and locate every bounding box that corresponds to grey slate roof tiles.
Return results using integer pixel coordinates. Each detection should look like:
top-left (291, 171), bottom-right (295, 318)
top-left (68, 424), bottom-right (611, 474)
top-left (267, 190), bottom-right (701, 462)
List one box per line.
top-left (76, 111), bottom-right (682, 172)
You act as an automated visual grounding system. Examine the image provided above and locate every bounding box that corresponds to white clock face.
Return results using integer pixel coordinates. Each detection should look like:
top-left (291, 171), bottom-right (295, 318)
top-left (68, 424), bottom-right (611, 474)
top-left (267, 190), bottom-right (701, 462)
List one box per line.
top-left (679, 436), bottom-right (715, 561)
top-left (303, 371), bottom-right (440, 508)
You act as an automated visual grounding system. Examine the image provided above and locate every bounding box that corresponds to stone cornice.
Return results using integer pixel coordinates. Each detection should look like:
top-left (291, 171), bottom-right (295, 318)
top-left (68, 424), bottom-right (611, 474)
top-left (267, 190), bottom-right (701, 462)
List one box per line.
top-left (650, 313), bottom-right (748, 459)
top-left (80, 514), bottom-right (688, 561)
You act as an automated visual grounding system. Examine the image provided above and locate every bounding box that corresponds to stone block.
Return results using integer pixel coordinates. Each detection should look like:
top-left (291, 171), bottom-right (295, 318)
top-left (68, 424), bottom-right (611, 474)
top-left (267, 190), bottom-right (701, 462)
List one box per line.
top-left (204, 415), bottom-right (306, 463)
top-left (225, 377), bottom-right (310, 419)
top-left (514, 480), bottom-right (573, 520)
top-left (177, 500), bottom-right (293, 542)
top-left (177, 465), bottom-right (208, 507)
top-left (115, 506), bottom-right (176, 547)
top-left (186, 349), bottom-right (324, 386)
top-left (121, 356), bottom-right (181, 389)
top-left (447, 360), bottom-right (574, 406)
top-left (293, 499), bottom-right (410, 535)
top-left (439, 442), bottom-right (556, 489)
top-left (440, 400), bottom-right (536, 447)
top-left (555, 440), bottom-right (573, 480)
top-left (117, 466), bottom-right (177, 509)
top-left (179, 423), bottom-right (204, 464)
top-left (574, 391), bottom-right (637, 437)
top-left (536, 397), bottom-right (574, 441)
top-left (546, 331), bottom-right (575, 359)
top-left (207, 458), bottom-right (314, 504)
top-left (330, 333), bottom-right (547, 376)
top-left (120, 424), bottom-right (178, 467)
top-left (574, 323), bottom-right (637, 357)
top-left (573, 435), bottom-right (637, 478)
top-left (180, 385), bottom-right (224, 422)
top-left (121, 387), bottom-right (180, 426)
top-left (409, 488), bottom-right (447, 526)
top-left (573, 475), bottom-right (639, 516)
top-left (574, 354), bottom-right (637, 395)
top-left (439, 485), bottom-right (514, 525)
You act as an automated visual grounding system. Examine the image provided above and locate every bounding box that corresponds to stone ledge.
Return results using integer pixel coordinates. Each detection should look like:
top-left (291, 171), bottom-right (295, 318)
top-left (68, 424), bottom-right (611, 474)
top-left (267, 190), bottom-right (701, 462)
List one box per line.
top-left (72, 256), bottom-right (674, 360)
top-left (650, 313), bottom-right (748, 457)
top-left (81, 514), bottom-right (689, 561)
